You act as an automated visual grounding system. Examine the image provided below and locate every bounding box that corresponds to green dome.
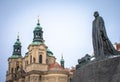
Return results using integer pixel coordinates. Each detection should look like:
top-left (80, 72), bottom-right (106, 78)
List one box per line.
top-left (34, 23), bottom-right (42, 30)
top-left (14, 34), bottom-right (21, 46)
top-left (47, 48), bottom-right (54, 57)
top-left (14, 35), bottom-right (21, 46)
top-left (47, 48), bottom-right (53, 54)
top-left (14, 40), bottom-right (21, 45)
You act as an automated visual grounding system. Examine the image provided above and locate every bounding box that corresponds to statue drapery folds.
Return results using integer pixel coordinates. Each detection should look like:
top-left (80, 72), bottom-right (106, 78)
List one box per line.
top-left (92, 11), bottom-right (120, 58)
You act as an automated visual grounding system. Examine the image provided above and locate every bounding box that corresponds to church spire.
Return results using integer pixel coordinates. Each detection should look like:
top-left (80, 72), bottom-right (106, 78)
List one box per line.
top-left (60, 53), bottom-right (65, 68)
top-left (37, 16), bottom-right (40, 25)
top-left (33, 17), bottom-right (44, 43)
top-left (17, 32), bottom-right (19, 41)
top-left (10, 33), bottom-right (22, 58)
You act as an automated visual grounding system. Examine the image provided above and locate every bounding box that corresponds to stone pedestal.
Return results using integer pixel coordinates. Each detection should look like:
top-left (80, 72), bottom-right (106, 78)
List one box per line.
top-left (72, 56), bottom-right (120, 82)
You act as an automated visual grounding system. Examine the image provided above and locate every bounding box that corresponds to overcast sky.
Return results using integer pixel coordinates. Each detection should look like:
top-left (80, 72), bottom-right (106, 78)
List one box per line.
top-left (0, 0), bottom-right (120, 81)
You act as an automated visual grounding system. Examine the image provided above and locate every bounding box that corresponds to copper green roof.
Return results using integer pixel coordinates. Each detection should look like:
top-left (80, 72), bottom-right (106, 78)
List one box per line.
top-left (14, 40), bottom-right (21, 45)
top-left (9, 55), bottom-right (22, 59)
top-left (47, 48), bottom-right (53, 55)
top-left (34, 23), bottom-right (42, 30)
top-left (47, 53), bottom-right (54, 57)
top-left (31, 41), bottom-right (43, 45)
top-left (14, 34), bottom-right (21, 46)
top-left (60, 55), bottom-right (64, 62)
top-left (61, 58), bottom-right (64, 62)
top-left (47, 48), bottom-right (55, 57)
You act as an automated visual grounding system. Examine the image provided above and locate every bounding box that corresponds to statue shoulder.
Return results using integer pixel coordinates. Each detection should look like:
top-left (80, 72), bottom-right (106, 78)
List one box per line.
top-left (98, 16), bottom-right (104, 21)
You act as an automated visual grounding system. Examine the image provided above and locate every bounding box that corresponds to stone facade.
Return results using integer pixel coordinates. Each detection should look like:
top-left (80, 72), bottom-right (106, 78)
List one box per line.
top-left (6, 19), bottom-right (72, 82)
top-left (72, 56), bottom-right (120, 82)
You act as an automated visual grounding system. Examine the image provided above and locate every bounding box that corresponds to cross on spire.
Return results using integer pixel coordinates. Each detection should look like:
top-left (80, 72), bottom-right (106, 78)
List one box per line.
top-left (37, 16), bottom-right (40, 25)
top-left (17, 32), bottom-right (19, 39)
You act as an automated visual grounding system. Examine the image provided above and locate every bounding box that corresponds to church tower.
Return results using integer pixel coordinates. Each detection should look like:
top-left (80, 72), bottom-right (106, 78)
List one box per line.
top-left (60, 55), bottom-right (65, 68)
top-left (23, 18), bottom-right (48, 74)
top-left (13, 33), bottom-right (22, 57)
top-left (6, 18), bottom-right (71, 82)
top-left (6, 34), bottom-right (23, 82)
top-left (33, 17), bottom-right (44, 43)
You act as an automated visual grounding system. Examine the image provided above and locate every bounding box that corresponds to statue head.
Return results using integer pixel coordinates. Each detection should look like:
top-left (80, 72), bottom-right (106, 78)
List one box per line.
top-left (94, 11), bottom-right (99, 18)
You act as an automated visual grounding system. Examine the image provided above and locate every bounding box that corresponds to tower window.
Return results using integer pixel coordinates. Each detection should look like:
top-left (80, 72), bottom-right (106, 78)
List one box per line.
top-left (17, 48), bottom-right (20, 52)
top-left (36, 33), bottom-right (38, 35)
top-left (15, 49), bottom-right (17, 51)
top-left (33, 57), bottom-right (36, 63)
top-left (36, 33), bottom-right (39, 37)
top-left (11, 68), bottom-right (13, 73)
top-left (16, 66), bottom-right (19, 71)
top-left (39, 55), bottom-right (42, 64)
top-left (39, 75), bottom-right (42, 80)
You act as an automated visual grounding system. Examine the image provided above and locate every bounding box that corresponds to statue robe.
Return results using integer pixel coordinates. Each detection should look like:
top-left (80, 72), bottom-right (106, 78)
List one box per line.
top-left (92, 16), bottom-right (119, 58)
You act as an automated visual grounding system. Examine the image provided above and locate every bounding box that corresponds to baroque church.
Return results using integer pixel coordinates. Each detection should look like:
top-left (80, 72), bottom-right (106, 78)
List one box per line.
top-left (6, 18), bottom-right (74, 82)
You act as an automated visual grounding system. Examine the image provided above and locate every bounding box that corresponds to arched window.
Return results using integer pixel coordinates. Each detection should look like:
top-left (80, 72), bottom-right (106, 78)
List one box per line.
top-left (39, 75), bottom-right (42, 81)
top-left (36, 33), bottom-right (38, 37)
top-left (17, 48), bottom-right (20, 52)
top-left (30, 55), bottom-right (32, 63)
top-left (36, 33), bottom-right (38, 36)
top-left (33, 57), bottom-right (36, 63)
top-left (16, 66), bottom-right (19, 70)
top-left (39, 55), bottom-right (42, 64)
top-left (15, 49), bottom-right (17, 51)
top-left (11, 68), bottom-right (13, 73)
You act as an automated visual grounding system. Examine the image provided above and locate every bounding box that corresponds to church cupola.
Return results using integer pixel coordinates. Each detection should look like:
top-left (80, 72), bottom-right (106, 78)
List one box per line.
top-left (33, 17), bottom-right (44, 43)
top-left (60, 55), bottom-right (65, 68)
top-left (10, 33), bottom-right (22, 58)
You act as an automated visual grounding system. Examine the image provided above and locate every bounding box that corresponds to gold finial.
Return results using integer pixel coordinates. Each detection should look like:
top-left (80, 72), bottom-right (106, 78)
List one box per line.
top-left (38, 16), bottom-right (40, 24)
top-left (61, 53), bottom-right (63, 59)
top-left (17, 32), bottom-right (19, 40)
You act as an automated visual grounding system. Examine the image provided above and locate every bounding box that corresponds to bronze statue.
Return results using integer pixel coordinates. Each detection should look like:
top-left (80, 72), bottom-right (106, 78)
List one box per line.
top-left (92, 11), bottom-right (120, 58)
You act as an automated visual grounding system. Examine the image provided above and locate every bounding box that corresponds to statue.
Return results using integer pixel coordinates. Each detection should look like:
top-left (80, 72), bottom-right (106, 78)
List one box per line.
top-left (92, 11), bottom-right (120, 59)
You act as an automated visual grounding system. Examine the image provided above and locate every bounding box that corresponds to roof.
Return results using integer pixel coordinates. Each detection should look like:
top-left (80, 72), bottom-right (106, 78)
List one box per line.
top-left (14, 40), bottom-right (21, 45)
top-left (14, 34), bottom-right (21, 46)
top-left (60, 55), bottom-right (64, 62)
top-left (49, 62), bottom-right (64, 70)
top-left (31, 41), bottom-right (43, 45)
top-left (14, 37), bottom-right (21, 46)
top-left (61, 58), bottom-right (64, 62)
top-left (47, 48), bottom-right (54, 56)
top-left (34, 23), bottom-right (42, 31)
top-left (9, 55), bottom-right (22, 59)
